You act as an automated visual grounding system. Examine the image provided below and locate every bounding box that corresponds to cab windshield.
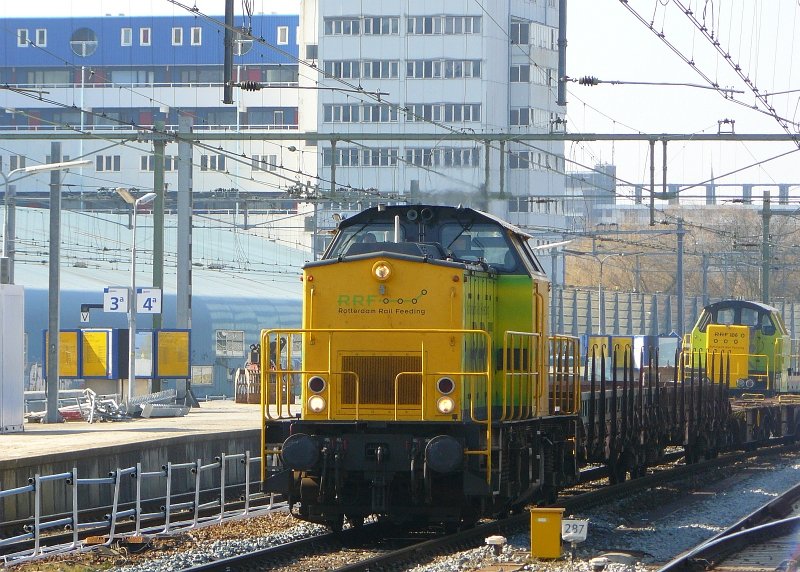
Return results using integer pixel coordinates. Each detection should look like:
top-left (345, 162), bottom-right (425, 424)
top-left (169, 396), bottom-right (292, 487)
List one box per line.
top-left (327, 224), bottom-right (404, 257)
top-left (440, 224), bottom-right (516, 270)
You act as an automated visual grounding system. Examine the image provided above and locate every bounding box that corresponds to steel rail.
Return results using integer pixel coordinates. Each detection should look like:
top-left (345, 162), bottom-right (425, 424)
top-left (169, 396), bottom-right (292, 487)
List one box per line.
top-left (658, 474), bottom-right (800, 571)
top-left (178, 443), bottom-right (800, 572)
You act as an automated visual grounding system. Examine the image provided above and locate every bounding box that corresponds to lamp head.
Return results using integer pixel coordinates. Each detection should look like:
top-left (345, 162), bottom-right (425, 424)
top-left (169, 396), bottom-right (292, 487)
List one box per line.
top-left (138, 192), bottom-right (157, 206)
top-left (116, 188), bottom-right (136, 204)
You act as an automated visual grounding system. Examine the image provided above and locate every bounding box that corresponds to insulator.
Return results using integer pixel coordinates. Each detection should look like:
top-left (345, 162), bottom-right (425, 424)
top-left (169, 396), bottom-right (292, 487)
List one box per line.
top-left (240, 81), bottom-right (262, 91)
top-left (578, 75), bottom-right (599, 86)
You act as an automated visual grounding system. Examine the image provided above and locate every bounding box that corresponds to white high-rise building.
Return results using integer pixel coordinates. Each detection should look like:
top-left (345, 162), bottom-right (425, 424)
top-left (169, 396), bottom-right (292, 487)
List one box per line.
top-left (299, 0), bottom-right (567, 230)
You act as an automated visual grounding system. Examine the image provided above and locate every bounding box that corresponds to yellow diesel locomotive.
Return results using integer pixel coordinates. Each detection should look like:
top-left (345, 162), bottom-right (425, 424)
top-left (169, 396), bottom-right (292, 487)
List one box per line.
top-left (260, 204), bottom-right (580, 530)
top-left (683, 299), bottom-right (792, 393)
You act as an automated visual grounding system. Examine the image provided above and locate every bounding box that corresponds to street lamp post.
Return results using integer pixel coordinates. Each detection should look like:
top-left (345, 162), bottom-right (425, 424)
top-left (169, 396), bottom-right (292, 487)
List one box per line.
top-left (116, 188), bottom-right (157, 403)
top-left (597, 253), bottom-right (623, 335)
top-left (1, 157), bottom-right (91, 424)
top-left (2, 159), bottom-right (91, 283)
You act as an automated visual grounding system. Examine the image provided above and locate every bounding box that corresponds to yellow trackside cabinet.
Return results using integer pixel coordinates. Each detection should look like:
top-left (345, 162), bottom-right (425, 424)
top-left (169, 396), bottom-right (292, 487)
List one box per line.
top-left (706, 324), bottom-right (749, 384)
top-left (530, 507), bottom-right (565, 559)
top-left (301, 256), bottom-right (470, 422)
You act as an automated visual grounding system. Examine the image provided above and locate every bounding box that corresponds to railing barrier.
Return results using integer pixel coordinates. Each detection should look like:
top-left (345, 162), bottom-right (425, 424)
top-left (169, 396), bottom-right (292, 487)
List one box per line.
top-left (0, 451), bottom-right (271, 567)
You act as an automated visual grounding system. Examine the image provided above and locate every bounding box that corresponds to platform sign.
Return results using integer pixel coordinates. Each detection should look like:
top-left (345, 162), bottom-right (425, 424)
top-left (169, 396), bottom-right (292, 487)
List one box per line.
top-left (81, 329), bottom-right (112, 378)
top-left (43, 330), bottom-right (80, 378)
top-left (610, 336), bottom-right (633, 367)
top-left (104, 287), bottom-right (129, 313)
top-left (128, 331), bottom-right (153, 378)
top-left (156, 330), bottom-right (190, 378)
top-left (587, 336), bottom-right (609, 358)
top-left (137, 288), bottom-right (162, 314)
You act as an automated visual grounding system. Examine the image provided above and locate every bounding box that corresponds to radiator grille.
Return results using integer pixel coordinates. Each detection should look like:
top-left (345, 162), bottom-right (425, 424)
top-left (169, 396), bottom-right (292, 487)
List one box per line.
top-left (341, 355), bottom-right (422, 405)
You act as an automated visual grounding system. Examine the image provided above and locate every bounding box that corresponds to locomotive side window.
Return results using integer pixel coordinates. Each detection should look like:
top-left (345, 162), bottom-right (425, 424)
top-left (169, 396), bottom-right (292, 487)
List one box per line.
top-left (696, 311), bottom-right (713, 332)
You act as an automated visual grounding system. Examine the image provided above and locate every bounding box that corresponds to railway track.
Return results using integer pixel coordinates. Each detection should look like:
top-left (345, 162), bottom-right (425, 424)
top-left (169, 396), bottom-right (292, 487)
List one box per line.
top-left (174, 442), bottom-right (800, 572)
top-left (659, 474), bottom-right (800, 571)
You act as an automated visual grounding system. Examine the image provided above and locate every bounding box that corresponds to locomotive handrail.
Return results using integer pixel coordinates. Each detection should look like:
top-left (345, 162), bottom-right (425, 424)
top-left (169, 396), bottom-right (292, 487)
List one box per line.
top-left (501, 331), bottom-right (541, 421)
top-left (550, 335), bottom-right (581, 415)
top-left (259, 327), bottom-right (495, 485)
top-left (773, 336), bottom-right (790, 391)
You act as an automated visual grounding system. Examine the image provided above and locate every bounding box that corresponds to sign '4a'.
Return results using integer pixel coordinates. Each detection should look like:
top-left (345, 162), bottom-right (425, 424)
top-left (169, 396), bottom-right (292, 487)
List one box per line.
top-left (136, 288), bottom-right (162, 314)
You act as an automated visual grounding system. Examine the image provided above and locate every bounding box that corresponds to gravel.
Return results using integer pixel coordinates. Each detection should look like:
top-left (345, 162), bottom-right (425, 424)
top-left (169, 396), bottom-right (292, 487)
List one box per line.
top-left (409, 455), bottom-right (800, 571)
top-left (14, 455), bottom-right (800, 571)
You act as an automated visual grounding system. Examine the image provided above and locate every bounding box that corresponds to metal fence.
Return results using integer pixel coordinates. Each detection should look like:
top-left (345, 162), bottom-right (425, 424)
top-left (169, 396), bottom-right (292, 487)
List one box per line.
top-left (0, 452), bottom-right (275, 567)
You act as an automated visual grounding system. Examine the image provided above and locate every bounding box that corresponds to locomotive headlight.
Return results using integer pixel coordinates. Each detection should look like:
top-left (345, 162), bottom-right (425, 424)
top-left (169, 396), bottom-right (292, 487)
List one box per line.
top-left (437, 396), bottom-right (456, 414)
top-left (308, 395), bottom-right (327, 413)
top-left (308, 376), bottom-right (326, 393)
top-left (372, 260), bottom-right (392, 281)
top-left (436, 376), bottom-right (455, 395)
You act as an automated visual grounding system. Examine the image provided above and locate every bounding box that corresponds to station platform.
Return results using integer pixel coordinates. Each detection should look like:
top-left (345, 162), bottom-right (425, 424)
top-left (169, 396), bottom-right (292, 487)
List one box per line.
top-left (0, 400), bottom-right (268, 522)
top-left (2, 399), bottom-right (262, 463)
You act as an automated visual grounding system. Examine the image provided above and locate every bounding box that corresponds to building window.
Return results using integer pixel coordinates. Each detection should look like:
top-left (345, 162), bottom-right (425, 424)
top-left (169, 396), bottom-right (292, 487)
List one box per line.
top-left (511, 21), bottom-right (530, 45)
top-left (277, 26), bottom-right (289, 45)
top-left (9, 155), bottom-right (26, 170)
top-left (510, 107), bottom-right (553, 128)
top-left (322, 147), bottom-right (359, 167)
top-left (70, 27), bottom-right (98, 57)
top-left (191, 27), bottom-right (202, 45)
top-left (510, 64), bottom-right (531, 83)
top-left (323, 18), bottom-right (361, 35)
top-left (405, 148), bottom-right (438, 167)
top-left (140, 155), bottom-right (178, 171)
top-left (405, 103), bottom-right (481, 123)
top-left (35, 29), bottom-right (47, 47)
top-left (121, 27), bottom-right (132, 46)
top-left (322, 104), bottom-right (360, 123)
top-left (17, 29), bottom-right (28, 47)
top-left (200, 154), bottom-right (226, 171)
top-left (96, 155), bottom-right (121, 172)
top-left (407, 16), bottom-right (481, 35)
top-left (510, 108), bottom-right (530, 126)
top-left (191, 365), bottom-right (214, 386)
top-left (362, 104), bottom-right (398, 123)
top-left (363, 17), bottom-right (399, 35)
top-left (140, 27), bottom-right (151, 46)
top-left (407, 59), bottom-right (481, 79)
top-left (215, 330), bottom-right (245, 357)
top-left (361, 147), bottom-right (399, 166)
top-left (305, 44), bottom-right (318, 59)
top-left (252, 154), bottom-right (278, 172)
top-left (234, 30), bottom-right (253, 55)
top-left (172, 27), bottom-right (183, 46)
top-left (361, 60), bottom-right (399, 79)
top-left (442, 147), bottom-right (479, 167)
top-left (322, 60), bottom-right (360, 79)
top-left (509, 151), bottom-right (531, 169)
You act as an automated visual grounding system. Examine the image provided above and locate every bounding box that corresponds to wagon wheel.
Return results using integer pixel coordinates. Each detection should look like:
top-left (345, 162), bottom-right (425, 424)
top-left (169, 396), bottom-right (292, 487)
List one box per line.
top-left (606, 450), bottom-right (627, 484)
top-left (328, 514), bottom-right (344, 533)
top-left (345, 514), bottom-right (365, 529)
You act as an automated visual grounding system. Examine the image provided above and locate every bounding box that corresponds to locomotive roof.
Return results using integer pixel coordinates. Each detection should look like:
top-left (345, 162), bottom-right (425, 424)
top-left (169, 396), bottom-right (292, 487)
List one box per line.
top-left (337, 204), bottom-right (535, 240)
top-left (704, 299), bottom-right (781, 314)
